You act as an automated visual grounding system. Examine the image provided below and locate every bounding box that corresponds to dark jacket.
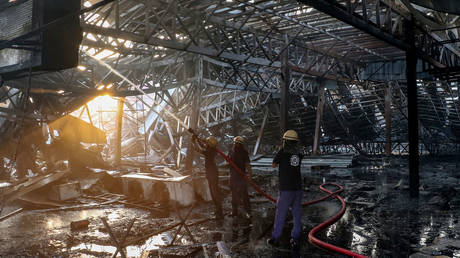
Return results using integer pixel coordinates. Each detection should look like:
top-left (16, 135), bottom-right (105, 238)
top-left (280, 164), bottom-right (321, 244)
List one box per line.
top-left (273, 145), bottom-right (303, 191)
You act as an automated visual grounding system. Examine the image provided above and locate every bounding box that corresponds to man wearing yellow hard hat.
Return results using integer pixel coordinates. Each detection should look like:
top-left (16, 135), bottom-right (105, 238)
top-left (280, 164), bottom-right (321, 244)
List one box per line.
top-left (228, 136), bottom-right (253, 219)
top-left (193, 135), bottom-right (224, 220)
top-left (267, 130), bottom-right (303, 250)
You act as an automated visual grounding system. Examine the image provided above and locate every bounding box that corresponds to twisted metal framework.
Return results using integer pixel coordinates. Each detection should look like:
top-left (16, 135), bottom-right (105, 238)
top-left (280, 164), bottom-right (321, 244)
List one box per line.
top-left (299, 0), bottom-right (460, 69)
top-left (1, 0), bottom-right (460, 158)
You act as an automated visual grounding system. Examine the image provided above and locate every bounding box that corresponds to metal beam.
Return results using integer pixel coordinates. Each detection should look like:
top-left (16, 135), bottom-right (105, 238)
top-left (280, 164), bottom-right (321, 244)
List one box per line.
top-left (184, 58), bottom-right (202, 172)
top-left (280, 35), bottom-right (290, 137)
top-left (203, 78), bottom-right (277, 93)
top-left (312, 83), bottom-right (325, 156)
top-left (298, 0), bottom-right (408, 50)
top-left (241, 0), bottom-right (387, 61)
top-left (84, 24), bottom-right (357, 83)
top-left (384, 83), bottom-right (392, 156)
top-left (114, 97), bottom-right (124, 165)
top-left (253, 108), bottom-right (268, 156)
top-left (200, 93), bottom-right (256, 112)
top-left (298, 0), bottom-right (447, 68)
top-left (410, 0), bottom-right (460, 16)
top-left (406, 20), bottom-right (419, 198)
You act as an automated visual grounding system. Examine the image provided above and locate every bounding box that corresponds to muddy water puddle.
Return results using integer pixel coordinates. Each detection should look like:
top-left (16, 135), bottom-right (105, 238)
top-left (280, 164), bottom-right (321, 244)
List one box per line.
top-left (0, 207), bottom-right (152, 256)
top-left (69, 233), bottom-right (169, 257)
top-left (1, 158), bottom-right (460, 257)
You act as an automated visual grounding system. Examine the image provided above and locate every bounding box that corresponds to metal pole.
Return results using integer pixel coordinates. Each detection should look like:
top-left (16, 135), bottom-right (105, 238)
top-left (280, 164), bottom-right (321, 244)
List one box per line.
top-left (313, 82), bottom-right (325, 156)
top-left (253, 108), bottom-right (268, 156)
top-left (280, 34), bottom-right (290, 137)
top-left (185, 57), bottom-right (202, 172)
top-left (115, 97), bottom-right (124, 166)
top-left (405, 20), bottom-right (419, 198)
top-left (385, 83), bottom-right (392, 156)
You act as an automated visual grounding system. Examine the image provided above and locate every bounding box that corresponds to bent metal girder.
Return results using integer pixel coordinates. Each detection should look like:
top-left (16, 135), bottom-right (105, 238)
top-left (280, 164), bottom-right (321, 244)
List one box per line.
top-left (297, 0), bottom-right (460, 69)
top-left (4, 0), bottom-right (460, 158)
top-left (81, 0), bottom-right (363, 86)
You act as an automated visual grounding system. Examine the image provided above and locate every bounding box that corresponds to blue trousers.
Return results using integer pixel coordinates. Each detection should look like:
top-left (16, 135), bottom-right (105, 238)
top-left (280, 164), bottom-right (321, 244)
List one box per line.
top-left (271, 190), bottom-right (303, 242)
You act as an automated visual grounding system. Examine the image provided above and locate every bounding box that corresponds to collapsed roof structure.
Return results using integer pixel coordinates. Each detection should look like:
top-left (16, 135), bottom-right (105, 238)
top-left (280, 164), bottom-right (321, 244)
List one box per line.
top-left (2, 0), bottom-right (460, 194)
top-left (1, 0), bottom-right (460, 257)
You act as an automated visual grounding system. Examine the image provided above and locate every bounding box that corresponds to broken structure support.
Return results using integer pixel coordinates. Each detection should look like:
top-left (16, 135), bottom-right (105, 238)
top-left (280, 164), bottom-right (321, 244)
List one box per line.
top-left (232, 115), bottom-right (239, 138)
top-left (176, 116), bottom-right (187, 168)
top-left (385, 83), bottom-right (392, 156)
top-left (406, 20), bottom-right (420, 198)
top-left (184, 57), bottom-right (202, 172)
top-left (297, 0), bottom-right (446, 68)
top-left (115, 97), bottom-right (124, 165)
top-left (253, 108), bottom-right (268, 156)
top-left (0, 208), bottom-right (23, 222)
top-left (280, 35), bottom-right (290, 137)
top-left (312, 82), bottom-right (325, 156)
top-left (101, 217), bottom-right (135, 258)
top-left (85, 104), bottom-right (93, 125)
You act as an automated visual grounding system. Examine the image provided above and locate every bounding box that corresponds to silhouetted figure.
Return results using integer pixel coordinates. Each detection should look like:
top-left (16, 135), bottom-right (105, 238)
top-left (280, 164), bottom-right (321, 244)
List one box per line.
top-left (193, 135), bottom-right (223, 219)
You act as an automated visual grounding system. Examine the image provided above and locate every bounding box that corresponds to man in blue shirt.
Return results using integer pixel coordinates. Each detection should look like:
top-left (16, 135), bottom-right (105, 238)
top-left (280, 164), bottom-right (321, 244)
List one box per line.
top-left (267, 130), bottom-right (303, 249)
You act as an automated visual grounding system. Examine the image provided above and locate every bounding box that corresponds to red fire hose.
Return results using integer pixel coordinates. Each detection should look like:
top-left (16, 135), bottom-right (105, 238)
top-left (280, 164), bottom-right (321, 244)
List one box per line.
top-left (189, 130), bottom-right (366, 257)
top-left (308, 183), bottom-right (368, 258)
top-left (213, 147), bottom-right (368, 257)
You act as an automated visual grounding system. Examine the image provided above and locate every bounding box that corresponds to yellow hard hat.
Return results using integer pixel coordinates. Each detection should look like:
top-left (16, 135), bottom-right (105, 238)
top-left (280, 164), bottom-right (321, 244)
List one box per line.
top-left (206, 136), bottom-right (218, 147)
top-left (283, 130), bottom-right (299, 141)
top-left (234, 136), bottom-right (245, 144)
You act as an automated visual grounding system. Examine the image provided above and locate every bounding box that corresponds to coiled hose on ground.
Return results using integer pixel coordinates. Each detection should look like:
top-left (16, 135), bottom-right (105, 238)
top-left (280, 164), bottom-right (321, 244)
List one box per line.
top-left (213, 147), bottom-right (368, 258)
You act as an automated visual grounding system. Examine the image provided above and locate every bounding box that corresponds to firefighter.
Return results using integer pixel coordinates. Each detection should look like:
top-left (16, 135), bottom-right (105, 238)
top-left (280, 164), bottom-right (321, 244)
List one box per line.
top-left (267, 130), bottom-right (303, 250)
top-left (193, 135), bottom-right (224, 219)
top-left (228, 136), bottom-right (252, 218)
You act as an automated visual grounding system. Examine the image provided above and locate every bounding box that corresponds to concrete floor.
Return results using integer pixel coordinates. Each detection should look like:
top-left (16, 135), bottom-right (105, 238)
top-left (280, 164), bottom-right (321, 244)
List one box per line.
top-left (0, 156), bottom-right (459, 257)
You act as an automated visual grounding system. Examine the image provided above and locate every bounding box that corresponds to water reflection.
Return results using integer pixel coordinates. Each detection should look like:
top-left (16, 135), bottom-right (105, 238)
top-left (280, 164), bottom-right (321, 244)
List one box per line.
top-left (419, 216), bottom-right (434, 246)
top-left (71, 243), bottom-right (117, 254)
top-left (70, 232), bottom-right (168, 257)
top-left (46, 217), bottom-right (63, 229)
top-left (125, 233), bottom-right (166, 256)
top-left (0, 182), bottom-right (11, 188)
top-left (107, 212), bottom-right (120, 220)
top-left (80, 210), bottom-right (88, 219)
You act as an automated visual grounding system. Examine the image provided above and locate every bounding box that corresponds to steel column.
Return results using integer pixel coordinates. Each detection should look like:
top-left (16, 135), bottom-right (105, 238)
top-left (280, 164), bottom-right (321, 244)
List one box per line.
top-left (184, 57), bottom-right (202, 172)
top-left (313, 82), bottom-right (325, 156)
top-left (114, 97), bottom-right (124, 165)
top-left (253, 108), bottom-right (268, 156)
top-left (406, 20), bottom-right (419, 198)
top-left (280, 35), bottom-right (290, 138)
top-left (385, 83), bottom-right (392, 156)
top-left (302, 0), bottom-right (451, 68)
